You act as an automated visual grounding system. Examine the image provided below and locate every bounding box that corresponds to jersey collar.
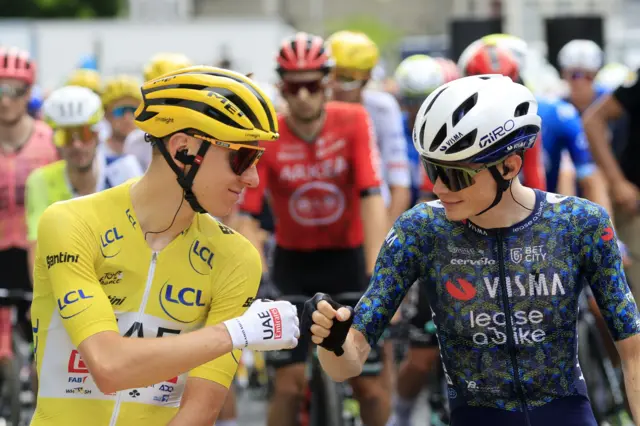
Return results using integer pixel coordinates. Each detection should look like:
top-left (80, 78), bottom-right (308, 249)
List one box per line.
top-left (462, 189), bottom-right (545, 236)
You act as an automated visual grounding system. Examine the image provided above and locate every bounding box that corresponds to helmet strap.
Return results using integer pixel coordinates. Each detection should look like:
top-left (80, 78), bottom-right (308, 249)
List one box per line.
top-left (150, 134), bottom-right (211, 214)
top-left (475, 165), bottom-right (511, 216)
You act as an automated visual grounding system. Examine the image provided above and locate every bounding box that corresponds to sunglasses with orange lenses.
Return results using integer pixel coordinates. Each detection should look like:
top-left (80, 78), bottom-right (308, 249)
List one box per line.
top-left (54, 125), bottom-right (98, 147)
top-left (192, 134), bottom-right (265, 176)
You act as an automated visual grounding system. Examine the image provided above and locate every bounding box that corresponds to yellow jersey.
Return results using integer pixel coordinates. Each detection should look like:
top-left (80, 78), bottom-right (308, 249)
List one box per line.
top-left (30, 180), bottom-right (261, 425)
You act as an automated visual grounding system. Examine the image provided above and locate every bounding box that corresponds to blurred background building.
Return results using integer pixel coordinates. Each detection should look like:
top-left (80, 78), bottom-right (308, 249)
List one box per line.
top-left (1, 0), bottom-right (640, 89)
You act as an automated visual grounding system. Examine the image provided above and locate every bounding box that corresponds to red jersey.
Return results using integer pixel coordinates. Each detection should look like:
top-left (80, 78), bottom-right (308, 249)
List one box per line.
top-left (419, 134), bottom-right (546, 195)
top-left (0, 120), bottom-right (57, 251)
top-left (240, 102), bottom-right (383, 251)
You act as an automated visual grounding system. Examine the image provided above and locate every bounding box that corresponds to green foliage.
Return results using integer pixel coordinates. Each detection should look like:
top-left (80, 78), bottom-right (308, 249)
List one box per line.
top-left (324, 15), bottom-right (404, 53)
top-left (0, 0), bottom-right (120, 18)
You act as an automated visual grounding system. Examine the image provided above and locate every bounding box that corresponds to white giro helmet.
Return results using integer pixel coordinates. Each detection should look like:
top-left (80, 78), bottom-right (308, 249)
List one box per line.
top-left (43, 85), bottom-right (104, 129)
top-left (394, 54), bottom-right (445, 97)
top-left (557, 39), bottom-right (603, 71)
top-left (412, 75), bottom-right (541, 163)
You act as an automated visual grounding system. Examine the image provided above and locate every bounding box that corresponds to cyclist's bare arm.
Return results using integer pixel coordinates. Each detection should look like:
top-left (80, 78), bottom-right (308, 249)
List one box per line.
top-left (579, 168), bottom-right (613, 216)
top-left (388, 185), bottom-right (411, 225)
top-left (235, 214), bottom-right (269, 272)
top-left (79, 326), bottom-right (233, 394)
top-left (557, 152), bottom-right (577, 196)
top-left (318, 322), bottom-right (371, 382)
top-left (167, 377), bottom-right (229, 426)
top-left (583, 94), bottom-right (626, 186)
top-left (615, 334), bottom-right (640, 423)
top-left (360, 194), bottom-right (388, 274)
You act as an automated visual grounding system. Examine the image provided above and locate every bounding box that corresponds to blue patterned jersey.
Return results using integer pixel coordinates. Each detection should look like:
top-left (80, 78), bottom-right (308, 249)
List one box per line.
top-left (353, 191), bottom-right (640, 414)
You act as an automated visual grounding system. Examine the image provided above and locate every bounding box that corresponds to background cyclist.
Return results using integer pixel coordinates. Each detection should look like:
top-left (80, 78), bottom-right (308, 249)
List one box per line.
top-left (238, 32), bottom-right (391, 426)
top-left (326, 30), bottom-right (412, 225)
top-left (0, 46), bottom-right (57, 367)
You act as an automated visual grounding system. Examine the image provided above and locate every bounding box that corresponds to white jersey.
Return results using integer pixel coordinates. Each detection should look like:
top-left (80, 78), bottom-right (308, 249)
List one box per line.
top-left (362, 90), bottom-right (411, 205)
top-left (123, 128), bottom-right (152, 171)
top-left (84, 149), bottom-right (144, 195)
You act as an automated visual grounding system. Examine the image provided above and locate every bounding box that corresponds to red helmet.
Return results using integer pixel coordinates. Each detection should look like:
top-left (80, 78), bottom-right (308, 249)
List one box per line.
top-left (0, 47), bottom-right (36, 85)
top-left (276, 32), bottom-right (333, 74)
top-left (434, 57), bottom-right (461, 83)
top-left (463, 44), bottom-right (519, 81)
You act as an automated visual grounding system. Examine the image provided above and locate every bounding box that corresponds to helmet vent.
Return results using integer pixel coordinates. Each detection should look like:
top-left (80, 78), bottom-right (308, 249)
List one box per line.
top-left (445, 129), bottom-right (477, 154)
top-left (418, 119), bottom-right (427, 150)
top-left (514, 102), bottom-right (530, 117)
top-left (452, 92), bottom-right (478, 127)
top-left (428, 123), bottom-right (447, 152)
top-left (424, 86), bottom-right (448, 115)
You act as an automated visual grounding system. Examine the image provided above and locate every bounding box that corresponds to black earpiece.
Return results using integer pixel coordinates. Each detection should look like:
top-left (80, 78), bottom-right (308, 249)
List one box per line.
top-left (502, 166), bottom-right (511, 177)
top-left (174, 150), bottom-right (195, 165)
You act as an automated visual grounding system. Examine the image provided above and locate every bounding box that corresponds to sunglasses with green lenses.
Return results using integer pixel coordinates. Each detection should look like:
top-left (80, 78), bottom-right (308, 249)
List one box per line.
top-left (421, 156), bottom-right (507, 192)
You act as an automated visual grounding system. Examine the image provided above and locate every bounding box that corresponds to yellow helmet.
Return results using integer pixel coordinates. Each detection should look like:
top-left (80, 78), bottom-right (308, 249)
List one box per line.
top-left (134, 66), bottom-right (279, 142)
top-left (327, 30), bottom-right (379, 77)
top-left (102, 75), bottom-right (143, 108)
top-left (144, 53), bottom-right (192, 82)
top-left (66, 69), bottom-right (102, 94)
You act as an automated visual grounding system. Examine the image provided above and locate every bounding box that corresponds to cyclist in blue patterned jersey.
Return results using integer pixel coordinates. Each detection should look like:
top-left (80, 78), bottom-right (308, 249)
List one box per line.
top-left (302, 75), bottom-right (640, 426)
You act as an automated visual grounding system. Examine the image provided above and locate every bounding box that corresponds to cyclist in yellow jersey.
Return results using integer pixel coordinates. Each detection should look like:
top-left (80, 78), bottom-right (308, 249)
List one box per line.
top-left (100, 75), bottom-right (144, 160)
top-left (25, 85), bottom-right (143, 273)
top-left (30, 66), bottom-right (300, 426)
top-left (65, 68), bottom-right (111, 143)
top-left (124, 53), bottom-right (193, 170)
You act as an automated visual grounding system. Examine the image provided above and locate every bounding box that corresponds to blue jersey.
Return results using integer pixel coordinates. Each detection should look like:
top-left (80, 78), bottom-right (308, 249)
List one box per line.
top-left (353, 191), bottom-right (640, 423)
top-left (402, 112), bottom-right (421, 203)
top-left (537, 98), bottom-right (596, 193)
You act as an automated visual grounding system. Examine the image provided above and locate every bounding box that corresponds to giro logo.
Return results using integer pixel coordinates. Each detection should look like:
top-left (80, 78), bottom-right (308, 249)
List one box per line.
top-left (480, 119), bottom-right (515, 148)
top-left (602, 227), bottom-right (614, 242)
top-left (446, 279), bottom-right (476, 301)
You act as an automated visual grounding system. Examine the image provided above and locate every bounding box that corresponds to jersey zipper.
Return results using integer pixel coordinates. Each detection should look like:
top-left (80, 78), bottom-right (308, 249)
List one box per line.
top-left (108, 251), bottom-right (158, 426)
top-left (496, 230), bottom-right (531, 426)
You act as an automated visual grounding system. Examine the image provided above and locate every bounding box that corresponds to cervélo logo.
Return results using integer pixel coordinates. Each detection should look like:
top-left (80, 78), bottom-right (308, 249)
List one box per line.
top-left (46, 252), bottom-right (79, 269)
top-left (446, 278), bottom-right (477, 301)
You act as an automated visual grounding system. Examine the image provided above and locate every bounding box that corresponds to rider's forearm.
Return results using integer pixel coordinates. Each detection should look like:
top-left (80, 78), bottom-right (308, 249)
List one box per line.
top-left (388, 186), bottom-right (411, 226)
top-left (360, 194), bottom-right (388, 274)
top-left (235, 214), bottom-right (268, 273)
top-left (318, 328), bottom-right (369, 382)
top-left (92, 325), bottom-right (233, 394)
top-left (583, 113), bottom-right (626, 186)
top-left (622, 362), bottom-right (640, 423)
top-left (580, 170), bottom-right (613, 217)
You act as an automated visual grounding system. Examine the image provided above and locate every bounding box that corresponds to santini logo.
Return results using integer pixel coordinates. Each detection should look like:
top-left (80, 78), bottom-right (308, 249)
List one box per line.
top-left (46, 252), bottom-right (79, 269)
